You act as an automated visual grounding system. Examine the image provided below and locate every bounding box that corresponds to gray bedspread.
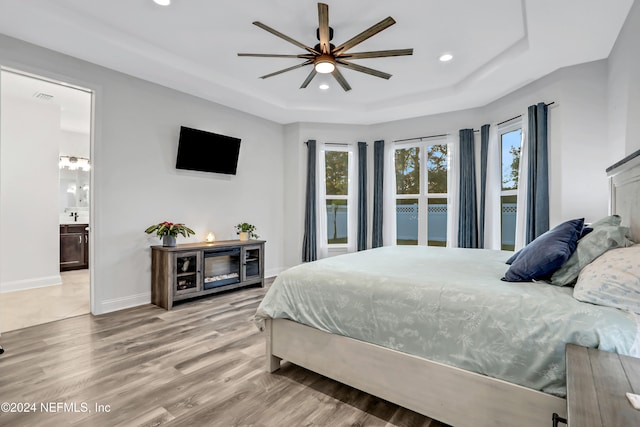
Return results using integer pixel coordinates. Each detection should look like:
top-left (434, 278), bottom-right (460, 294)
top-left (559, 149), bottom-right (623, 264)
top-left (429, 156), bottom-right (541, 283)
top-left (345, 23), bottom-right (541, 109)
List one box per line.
top-left (255, 246), bottom-right (640, 396)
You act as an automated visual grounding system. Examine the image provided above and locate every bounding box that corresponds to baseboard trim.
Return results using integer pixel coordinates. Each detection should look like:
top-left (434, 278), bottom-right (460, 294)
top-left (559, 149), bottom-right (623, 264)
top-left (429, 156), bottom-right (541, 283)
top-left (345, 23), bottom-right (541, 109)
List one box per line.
top-left (96, 292), bottom-right (150, 315)
top-left (265, 267), bottom-right (287, 278)
top-left (0, 275), bottom-right (62, 293)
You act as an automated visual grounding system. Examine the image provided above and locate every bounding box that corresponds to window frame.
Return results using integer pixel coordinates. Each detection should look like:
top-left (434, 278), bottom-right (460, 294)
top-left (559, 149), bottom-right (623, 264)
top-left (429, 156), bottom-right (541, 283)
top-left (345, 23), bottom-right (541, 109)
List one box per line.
top-left (394, 138), bottom-right (449, 246)
top-left (498, 122), bottom-right (523, 251)
top-left (321, 144), bottom-right (355, 249)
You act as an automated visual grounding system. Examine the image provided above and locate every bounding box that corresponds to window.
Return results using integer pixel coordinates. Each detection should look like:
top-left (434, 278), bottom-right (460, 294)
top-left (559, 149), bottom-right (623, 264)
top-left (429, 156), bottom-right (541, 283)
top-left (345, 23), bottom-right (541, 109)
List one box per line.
top-left (500, 128), bottom-right (522, 251)
top-left (394, 142), bottom-right (448, 246)
top-left (324, 148), bottom-right (351, 245)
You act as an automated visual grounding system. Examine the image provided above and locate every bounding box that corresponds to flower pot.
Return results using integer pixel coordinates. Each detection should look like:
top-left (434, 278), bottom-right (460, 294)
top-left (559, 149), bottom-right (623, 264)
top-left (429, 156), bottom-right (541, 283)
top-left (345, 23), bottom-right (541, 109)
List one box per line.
top-left (239, 231), bottom-right (249, 241)
top-left (162, 235), bottom-right (176, 247)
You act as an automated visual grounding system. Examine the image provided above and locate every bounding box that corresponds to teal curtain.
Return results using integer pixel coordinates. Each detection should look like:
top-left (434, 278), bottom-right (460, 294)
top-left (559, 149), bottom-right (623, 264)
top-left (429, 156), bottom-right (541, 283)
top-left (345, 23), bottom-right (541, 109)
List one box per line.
top-left (458, 129), bottom-right (478, 248)
top-left (372, 140), bottom-right (384, 248)
top-left (357, 142), bottom-right (367, 251)
top-left (526, 103), bottom-right (549, 243)
top-left (478, 124), bottom-right (490, 248)
top-left (302, 140), bottom-right (317, 262)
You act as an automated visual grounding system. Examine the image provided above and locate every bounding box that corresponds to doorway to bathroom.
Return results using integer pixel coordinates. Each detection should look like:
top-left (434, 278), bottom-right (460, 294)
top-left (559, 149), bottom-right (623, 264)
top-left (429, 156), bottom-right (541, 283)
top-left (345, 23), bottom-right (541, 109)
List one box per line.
top-left (0, 68), bottom-right (93, 332)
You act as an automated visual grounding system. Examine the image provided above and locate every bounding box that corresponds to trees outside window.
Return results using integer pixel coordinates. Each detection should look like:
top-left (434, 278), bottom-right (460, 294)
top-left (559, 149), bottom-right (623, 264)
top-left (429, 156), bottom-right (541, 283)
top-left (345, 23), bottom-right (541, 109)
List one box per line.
top-left (324, 150), bottom-right (350, 245)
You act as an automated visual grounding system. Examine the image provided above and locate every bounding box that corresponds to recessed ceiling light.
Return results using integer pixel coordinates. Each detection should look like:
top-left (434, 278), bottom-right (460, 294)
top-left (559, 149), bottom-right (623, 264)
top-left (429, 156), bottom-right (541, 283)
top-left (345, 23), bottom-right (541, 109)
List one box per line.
top-left (439, 53), bottom-right (453, 62)
top-left (154, 0), bottom-right (171, 6)
top-left (319, 83), bottom-right (330, 90)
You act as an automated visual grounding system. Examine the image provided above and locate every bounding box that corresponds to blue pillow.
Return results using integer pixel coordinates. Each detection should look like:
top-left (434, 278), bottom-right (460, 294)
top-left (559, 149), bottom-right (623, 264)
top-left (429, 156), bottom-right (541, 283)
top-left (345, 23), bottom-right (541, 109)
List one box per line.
top-left (502, 218), bottom-right (584, 282)
top-left (579, 227), bottom-right (593, 239)
top-left (505, 249), bottom-right (521, 265)
top-left (506, 223), bottom-right (591, 266)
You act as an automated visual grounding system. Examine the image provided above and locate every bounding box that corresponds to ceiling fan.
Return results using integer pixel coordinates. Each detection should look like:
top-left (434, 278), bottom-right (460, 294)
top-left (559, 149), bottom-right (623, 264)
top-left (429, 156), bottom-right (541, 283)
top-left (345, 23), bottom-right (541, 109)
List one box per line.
top-left (237, 3), bottom-right (413, 91)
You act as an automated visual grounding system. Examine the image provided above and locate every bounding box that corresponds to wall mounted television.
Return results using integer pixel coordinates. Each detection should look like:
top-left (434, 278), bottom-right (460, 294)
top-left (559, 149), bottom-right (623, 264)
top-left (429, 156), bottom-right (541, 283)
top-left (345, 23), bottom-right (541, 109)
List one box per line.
top-left (176, 126), bottom-right (241, 175)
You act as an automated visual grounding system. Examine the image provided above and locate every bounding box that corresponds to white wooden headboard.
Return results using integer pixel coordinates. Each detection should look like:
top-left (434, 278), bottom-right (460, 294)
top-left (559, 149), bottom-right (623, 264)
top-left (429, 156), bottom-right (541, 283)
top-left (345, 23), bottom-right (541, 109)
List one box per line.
top-left (607, 150), bottom-right (640, 241)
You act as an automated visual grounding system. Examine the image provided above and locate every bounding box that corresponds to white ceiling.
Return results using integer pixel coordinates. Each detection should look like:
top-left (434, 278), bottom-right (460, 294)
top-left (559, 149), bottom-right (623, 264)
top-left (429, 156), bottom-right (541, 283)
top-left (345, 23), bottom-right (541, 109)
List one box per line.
top-left (1, 70), bottom-right (92, 134)
top-left (0, 0), bottom-right (634, 125)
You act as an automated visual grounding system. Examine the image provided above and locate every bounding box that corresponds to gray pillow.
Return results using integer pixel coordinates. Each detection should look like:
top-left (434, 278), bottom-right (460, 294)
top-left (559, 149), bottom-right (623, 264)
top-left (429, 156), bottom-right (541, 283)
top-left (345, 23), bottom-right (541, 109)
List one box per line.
top-left (550, 223), bottom-right (631, 286)
top-left (573, 245), bottom-right (640, 314)
top-left (588, 214), bottom-right (622, 228)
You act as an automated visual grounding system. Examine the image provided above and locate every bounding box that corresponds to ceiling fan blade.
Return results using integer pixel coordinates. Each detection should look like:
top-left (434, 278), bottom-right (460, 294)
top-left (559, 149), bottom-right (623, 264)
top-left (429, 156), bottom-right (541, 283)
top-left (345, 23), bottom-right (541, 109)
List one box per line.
top-left (338, 48), bottom-right (413, 60)
top-left (332, 68), bottom-right (352, 91)
top-left (318, 3), bottom-right (330, 54)
top-left (259, 60), bottom-right (313, 79)
top-left (253, 21), bottom-right (319, 55)
top-left (300, 69), bottom-right (318, 88)
top-left (337, 60), bottom-right (392, 80)
top-left (238, 53), bottom-right (315, 59)
top-left (332, 17), bottom-right (396, 55)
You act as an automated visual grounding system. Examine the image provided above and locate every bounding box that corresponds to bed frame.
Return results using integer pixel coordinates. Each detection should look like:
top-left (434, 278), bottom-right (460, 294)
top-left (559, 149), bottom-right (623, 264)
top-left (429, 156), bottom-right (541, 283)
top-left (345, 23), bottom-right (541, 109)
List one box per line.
top-left (608, 149), bottom-right (640, 242)
top-left (264, 150), bottom-right (640, 427)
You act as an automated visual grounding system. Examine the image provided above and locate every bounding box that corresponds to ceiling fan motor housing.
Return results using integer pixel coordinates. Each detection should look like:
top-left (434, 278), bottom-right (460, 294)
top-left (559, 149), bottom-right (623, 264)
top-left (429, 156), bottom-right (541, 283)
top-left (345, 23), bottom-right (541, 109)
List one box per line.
top-left (314, 43), bottom-right (335, 53)
top-left (316, 27), bottom-right (334, 41)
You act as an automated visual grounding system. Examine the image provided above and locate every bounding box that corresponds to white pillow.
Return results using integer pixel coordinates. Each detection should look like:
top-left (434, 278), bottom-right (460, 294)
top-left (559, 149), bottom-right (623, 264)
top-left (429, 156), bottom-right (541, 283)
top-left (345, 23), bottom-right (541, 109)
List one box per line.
top-left (573, 246), bottom-right (640, 314)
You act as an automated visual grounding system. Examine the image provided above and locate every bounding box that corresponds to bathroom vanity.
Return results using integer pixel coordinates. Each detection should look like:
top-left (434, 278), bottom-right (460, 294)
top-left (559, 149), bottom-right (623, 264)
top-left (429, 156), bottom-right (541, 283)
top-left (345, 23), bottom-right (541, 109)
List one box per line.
top-left (60, 223), bottom-right (89, 271)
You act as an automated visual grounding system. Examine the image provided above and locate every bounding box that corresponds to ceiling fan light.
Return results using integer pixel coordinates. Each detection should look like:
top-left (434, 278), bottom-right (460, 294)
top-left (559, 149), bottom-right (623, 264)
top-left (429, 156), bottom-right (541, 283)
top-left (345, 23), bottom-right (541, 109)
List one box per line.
top-left (314, 54), bottom-right (336, 74)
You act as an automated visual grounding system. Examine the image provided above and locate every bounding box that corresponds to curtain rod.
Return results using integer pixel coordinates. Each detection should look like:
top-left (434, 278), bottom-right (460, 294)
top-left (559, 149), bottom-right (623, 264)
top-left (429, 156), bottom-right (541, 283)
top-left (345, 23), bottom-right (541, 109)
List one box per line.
top-left (496, 101), bottom-right (555, 127)
top-left (303, 141), bottom-right (356, 146)
top-left (393, 133), bottom-right (449, 143)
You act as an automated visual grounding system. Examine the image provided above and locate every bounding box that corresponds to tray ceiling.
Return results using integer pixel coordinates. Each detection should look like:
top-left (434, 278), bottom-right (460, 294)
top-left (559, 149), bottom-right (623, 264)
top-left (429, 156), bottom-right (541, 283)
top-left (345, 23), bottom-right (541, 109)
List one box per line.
top-left (0, 0), bottom-right (634, 124)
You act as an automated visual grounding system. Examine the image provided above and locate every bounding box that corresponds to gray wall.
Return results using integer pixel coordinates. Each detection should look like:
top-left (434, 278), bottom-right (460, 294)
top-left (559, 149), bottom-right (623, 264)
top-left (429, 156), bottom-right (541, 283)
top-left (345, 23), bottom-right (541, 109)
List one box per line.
top-left (1, 4), bottom-right (639, 310)
top-left (608, 0), bottom-right (640, 156)
top-left (0, 34), bottom-right (285, 314)
top-left (285, 60), bottom-right (611, 260)
top-left (378, 60), bottom-right (610, 228)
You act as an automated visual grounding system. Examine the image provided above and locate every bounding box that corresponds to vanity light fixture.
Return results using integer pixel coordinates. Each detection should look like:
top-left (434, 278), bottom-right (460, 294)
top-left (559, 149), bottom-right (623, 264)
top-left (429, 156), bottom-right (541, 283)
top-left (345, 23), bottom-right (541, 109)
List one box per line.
top-left (59, 156), bottom-right (91, 171)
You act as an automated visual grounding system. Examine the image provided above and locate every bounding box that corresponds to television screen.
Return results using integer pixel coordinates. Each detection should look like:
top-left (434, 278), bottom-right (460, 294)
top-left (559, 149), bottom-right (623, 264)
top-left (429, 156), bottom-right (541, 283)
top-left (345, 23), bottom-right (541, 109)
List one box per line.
top-left (176, 126), bottom-right (241, 175)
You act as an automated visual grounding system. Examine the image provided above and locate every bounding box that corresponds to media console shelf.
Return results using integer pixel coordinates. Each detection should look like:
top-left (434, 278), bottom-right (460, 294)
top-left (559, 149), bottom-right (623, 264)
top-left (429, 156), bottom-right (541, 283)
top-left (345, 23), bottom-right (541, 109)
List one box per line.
top-left (151, 239), bottom-right (265, 310)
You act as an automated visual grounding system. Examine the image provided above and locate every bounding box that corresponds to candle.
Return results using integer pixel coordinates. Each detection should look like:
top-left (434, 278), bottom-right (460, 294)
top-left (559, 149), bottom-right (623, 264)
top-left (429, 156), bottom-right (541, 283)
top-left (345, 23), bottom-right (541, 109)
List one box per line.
top-left (205, 232), bottom-right (215, 243)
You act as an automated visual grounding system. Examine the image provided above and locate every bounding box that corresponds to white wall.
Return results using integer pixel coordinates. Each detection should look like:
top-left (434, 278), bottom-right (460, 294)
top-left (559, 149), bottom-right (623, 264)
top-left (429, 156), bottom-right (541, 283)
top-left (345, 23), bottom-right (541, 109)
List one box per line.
top-left (0, 94), bottom-right (61, 292)
top-left (608, 0), bottom-right (640, 157)
top-left (60, 130), bottom-right (90, 158)
top-left (0, 34), bottom-right (285, 314)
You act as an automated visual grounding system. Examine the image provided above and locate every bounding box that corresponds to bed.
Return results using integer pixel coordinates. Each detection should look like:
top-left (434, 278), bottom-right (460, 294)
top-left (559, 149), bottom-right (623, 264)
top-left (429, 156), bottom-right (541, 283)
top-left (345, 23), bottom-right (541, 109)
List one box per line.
top-left (255, 151), bottom-right (640, 427)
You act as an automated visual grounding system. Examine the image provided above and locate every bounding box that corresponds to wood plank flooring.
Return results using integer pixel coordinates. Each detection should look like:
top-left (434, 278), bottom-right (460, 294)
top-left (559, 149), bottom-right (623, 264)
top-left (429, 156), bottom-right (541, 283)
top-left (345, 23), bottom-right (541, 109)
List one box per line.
top-left (0, 281), bottom-right (449, 427)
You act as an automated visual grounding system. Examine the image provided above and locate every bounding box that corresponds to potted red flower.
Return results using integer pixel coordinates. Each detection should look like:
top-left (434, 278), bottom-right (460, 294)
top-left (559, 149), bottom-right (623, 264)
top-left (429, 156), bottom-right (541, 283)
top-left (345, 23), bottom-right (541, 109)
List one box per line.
top-left (145, 221), bottom-right (195, 247)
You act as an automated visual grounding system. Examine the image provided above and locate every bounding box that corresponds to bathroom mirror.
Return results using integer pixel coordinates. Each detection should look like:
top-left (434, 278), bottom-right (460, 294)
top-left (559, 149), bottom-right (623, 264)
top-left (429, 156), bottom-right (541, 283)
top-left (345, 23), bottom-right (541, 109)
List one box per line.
top-left (59, 168), bottom-right (90, 210)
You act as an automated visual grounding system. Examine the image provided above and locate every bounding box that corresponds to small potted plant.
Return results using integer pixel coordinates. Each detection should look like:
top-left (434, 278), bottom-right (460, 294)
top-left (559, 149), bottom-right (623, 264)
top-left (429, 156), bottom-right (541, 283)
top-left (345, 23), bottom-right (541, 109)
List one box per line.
top-left (235, 222), bottom-right (259, 241)
top-left (145, 221), bottom-right (195, 247)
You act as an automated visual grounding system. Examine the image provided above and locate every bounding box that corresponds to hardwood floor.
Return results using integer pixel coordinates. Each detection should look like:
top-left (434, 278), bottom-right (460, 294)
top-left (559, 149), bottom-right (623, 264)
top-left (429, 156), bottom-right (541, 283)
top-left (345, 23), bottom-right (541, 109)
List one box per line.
top-left (0, 281), bottom-right (449, 427)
